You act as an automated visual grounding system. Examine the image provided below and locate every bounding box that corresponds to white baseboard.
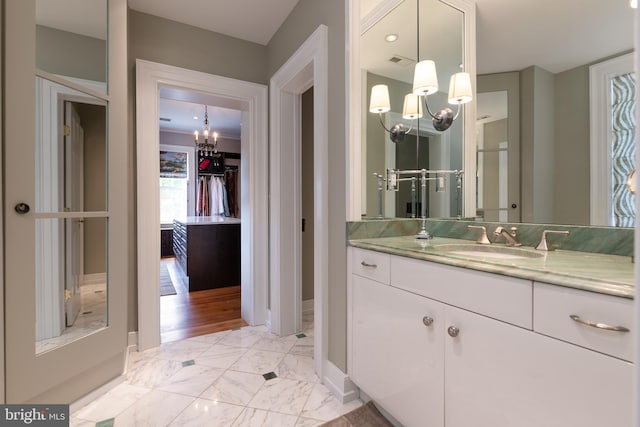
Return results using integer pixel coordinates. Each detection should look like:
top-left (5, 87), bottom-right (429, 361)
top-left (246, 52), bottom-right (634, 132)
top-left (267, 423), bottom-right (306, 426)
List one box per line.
top-left (322, 360), bottom-right (359, 404)
top-left (82, 272), bottom-right (107, 286)
top-left (69, 375), bottom-right (125, 413)
top-left (127, 331), bottom-right (138, 350)
top-left (302, 299), bottom-right (314, 314)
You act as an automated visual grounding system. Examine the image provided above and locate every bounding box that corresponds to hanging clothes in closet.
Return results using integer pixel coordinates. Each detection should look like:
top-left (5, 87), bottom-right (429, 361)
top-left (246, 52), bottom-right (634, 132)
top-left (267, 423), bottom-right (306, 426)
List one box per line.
top-left (196, 176), bottom-right (210, 216)
top-left (209, 176), bottom-right (227, 216)
top-left (225, 168), bottom-right (238, 217)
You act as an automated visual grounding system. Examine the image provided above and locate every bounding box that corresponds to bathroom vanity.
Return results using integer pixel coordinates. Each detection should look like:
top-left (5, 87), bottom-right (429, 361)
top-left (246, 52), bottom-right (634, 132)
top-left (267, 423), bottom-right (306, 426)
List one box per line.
top-left (347, 229), bottom-right (633, 427)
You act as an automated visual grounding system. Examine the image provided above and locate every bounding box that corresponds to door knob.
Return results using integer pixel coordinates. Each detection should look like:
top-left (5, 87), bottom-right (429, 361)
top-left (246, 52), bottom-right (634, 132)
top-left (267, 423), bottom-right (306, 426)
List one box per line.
top-left (422, 316), bottom-right (434, 327)
top-left (447, 326), bottom-right (460, 337)
top-left (14, 203), bottom-right (30, 214)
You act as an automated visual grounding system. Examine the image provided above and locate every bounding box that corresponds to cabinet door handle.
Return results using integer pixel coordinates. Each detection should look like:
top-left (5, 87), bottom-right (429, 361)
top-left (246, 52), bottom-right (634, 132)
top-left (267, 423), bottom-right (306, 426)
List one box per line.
top-left (422, 316), bottom-right (434, 327)
top-left (569, 314), bottom-right (630, 333)
top-left (447, 326), bottom-right (460, 337)
top-left (360, 261), bottom-right (377, 268)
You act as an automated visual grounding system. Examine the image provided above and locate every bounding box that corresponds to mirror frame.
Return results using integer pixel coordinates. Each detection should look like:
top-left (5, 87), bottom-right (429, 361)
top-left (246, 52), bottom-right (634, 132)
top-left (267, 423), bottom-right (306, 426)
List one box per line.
top-left (348, 0), bottom-right (476, 221)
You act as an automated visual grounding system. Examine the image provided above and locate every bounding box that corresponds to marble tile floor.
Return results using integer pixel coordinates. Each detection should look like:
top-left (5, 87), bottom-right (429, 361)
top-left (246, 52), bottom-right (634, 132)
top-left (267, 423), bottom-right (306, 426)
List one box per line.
top-left (71, 314), bottom-right (362, 426)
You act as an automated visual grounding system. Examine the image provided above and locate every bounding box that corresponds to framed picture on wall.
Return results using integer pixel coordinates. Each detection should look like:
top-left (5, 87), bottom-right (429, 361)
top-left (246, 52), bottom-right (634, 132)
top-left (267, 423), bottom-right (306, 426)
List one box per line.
top-left (160, 150), bottom-right (188, 178)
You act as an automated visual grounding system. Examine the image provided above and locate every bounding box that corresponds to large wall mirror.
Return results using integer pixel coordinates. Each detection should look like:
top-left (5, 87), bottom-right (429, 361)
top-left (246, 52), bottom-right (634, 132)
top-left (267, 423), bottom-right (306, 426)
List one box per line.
top-left (359, 0), bottom-right (635, 228)
top-left (475, 0), bottom-right (634, 227)
top-left (360, 0), bottom-right (474, 220)
top-left (34, 0), bottom-right (108, 354)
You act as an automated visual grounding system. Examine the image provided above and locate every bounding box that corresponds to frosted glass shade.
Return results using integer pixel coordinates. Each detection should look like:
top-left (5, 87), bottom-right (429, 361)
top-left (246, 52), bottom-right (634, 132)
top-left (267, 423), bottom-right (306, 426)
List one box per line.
top-left (448, 72), bottom-right (473, 105)
top-left (413, 60), bottom-right (439, 95)
top-left (402, 93), bottom-right (423, 119)
top-left (369, 84), bottom-right (391, 113)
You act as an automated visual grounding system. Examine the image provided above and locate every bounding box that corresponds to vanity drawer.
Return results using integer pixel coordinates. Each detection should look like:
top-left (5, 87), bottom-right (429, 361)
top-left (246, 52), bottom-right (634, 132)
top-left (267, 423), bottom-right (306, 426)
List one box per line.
top-left (351, 248), bottom-right (390, 284)
top-left (533, 282), bottom-right (633, 361)
top-left (391, 255), bottom-right (532, 328)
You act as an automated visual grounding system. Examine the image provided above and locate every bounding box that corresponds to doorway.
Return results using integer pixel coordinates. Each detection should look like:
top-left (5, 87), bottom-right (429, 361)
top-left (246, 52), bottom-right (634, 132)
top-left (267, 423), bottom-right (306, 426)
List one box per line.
top-left (136, 60), bottom-right (268, 351)
top-left (157, 104), bottom-right (245, 342)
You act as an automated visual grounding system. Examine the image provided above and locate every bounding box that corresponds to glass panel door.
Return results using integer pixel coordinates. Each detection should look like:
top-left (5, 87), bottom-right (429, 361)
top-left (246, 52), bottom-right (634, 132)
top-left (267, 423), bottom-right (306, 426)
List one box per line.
top-left (4, 0), bottom-right (126, 404)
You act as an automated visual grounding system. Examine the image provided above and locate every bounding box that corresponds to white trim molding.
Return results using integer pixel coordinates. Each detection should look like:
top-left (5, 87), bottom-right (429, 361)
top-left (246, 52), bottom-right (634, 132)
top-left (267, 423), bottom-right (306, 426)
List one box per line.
top-left (323, 360), bottom-right (360, 404)
top-left (135, 60), bottom-right (268, 351)
top-left (269, 25), bottom-right (329, 382)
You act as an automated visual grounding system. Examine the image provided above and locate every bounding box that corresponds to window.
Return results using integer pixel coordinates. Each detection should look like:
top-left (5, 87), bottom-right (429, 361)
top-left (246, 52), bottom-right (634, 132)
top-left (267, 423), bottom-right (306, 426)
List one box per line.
top-left (159, 145), bottom-right (195, 226)
top-left (590, 53), bottom-right (636, 227)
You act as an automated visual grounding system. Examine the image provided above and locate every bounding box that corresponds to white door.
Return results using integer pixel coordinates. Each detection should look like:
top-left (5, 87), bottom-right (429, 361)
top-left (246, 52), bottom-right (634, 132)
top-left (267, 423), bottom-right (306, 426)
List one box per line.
top-left (4, 0), bottom-right (128, 404)
top-left (64, 101), bottom-right (84, 326)
top-left (351, 275), bottom-right (445, 427)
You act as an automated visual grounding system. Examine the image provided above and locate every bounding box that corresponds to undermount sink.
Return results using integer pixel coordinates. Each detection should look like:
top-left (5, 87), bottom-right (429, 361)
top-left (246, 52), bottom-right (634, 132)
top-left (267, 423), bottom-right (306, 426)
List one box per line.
top-left (433, 244), bottom-right (545, 260)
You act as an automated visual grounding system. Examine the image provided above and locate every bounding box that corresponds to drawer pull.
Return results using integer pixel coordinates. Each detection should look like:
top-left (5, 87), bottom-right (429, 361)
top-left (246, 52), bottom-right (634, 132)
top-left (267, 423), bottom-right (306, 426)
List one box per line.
top-left (569, 314), bottom-right (630, 333)
top-left (447, 326), bottom-right (460, 338)
top-left (422, 316), bottom-right (434, 327)
top-left (360, 261), bottom-right (378, 268)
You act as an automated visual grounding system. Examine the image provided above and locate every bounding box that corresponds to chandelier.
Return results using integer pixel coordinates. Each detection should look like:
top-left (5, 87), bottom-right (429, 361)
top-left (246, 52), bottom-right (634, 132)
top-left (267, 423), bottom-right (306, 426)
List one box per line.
top-left (193, 105), bottom-right (218, 154)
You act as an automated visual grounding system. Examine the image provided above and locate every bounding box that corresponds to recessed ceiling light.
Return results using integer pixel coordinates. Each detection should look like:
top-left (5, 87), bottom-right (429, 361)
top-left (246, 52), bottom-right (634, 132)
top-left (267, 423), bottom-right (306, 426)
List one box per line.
top-left (385, 33), bottom-right (398, 42)
top-left (193, 116), bottom-right (199, 120)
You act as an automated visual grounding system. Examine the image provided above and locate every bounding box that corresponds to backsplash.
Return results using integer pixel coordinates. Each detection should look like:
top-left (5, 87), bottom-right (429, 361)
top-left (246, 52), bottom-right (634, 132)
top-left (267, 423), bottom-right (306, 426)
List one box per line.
top-left (347, 219), bottom-right (634, 257)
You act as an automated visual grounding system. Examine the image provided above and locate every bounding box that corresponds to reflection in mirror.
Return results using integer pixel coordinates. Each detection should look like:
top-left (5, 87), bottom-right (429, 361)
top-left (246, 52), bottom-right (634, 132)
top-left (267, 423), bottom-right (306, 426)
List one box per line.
top-left (36, 0), bottom-right (107, 86)
top-left (476, 91), bottom-right (508, 222)
top-left (361, 0), bottom-right (466, 220)
top-left (35, 77), bottom-right (108, 354)
top-left (476, 0), bottom-right (634, 227)
top-left (35, 218), bottom-right (108, 354)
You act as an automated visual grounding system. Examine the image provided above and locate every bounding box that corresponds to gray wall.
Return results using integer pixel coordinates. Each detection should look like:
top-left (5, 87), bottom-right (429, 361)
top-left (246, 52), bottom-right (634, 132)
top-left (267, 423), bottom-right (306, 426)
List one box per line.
top-left (36, 25), bottom-right (106, 82)
top-left (267, 0), bottom-right (348, 370)
top-left (365, 72), bottom-right (412, 217)
top-left (554, 65), bottom-right (590, 225)
top-left (160, 131), bottom-right (241, 153)
top-left (127, 10), bottom-right (270, 332)
top-left (521, 65), bottom-right (555, 224)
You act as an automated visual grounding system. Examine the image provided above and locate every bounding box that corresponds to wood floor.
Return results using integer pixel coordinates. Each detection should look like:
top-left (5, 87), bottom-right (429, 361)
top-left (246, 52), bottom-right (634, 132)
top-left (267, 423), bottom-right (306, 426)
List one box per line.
top-left (160, 257), bottom-right (246, 343)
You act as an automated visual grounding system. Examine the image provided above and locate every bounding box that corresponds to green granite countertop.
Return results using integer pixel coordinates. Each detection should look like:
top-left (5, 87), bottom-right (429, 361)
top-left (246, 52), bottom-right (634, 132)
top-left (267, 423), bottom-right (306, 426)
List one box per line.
top-left (349, 236), bottom-right (634, 299)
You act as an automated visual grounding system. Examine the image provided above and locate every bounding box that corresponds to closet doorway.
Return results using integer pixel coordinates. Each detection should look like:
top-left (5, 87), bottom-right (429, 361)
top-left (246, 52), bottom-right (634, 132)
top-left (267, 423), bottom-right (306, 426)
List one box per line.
top-left (136, 60), bottom-right (269, 351)
top-left (157, 97), bottom-right (245, 343)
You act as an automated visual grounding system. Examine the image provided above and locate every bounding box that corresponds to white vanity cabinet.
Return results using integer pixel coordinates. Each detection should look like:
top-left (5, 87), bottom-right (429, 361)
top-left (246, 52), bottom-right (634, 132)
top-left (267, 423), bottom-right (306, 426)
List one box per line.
top-left (348, 247), bottom-right (633, 427)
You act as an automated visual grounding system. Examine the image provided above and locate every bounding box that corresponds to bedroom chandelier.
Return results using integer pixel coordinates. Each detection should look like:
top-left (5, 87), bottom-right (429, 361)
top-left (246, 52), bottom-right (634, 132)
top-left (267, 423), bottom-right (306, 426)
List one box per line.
top-left (193, 105), bottom-right (218, 154)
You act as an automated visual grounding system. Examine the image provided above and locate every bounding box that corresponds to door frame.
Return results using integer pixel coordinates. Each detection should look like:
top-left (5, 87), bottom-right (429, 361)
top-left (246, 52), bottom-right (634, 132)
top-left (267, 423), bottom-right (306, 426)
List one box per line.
top-left (269, 25), bottom-right (329, 381)
top-left (135, 60), bottom-right (268, 350)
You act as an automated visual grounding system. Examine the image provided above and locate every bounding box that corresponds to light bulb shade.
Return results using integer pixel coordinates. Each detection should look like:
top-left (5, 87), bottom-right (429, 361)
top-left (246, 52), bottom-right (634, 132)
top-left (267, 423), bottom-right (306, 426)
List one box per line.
top-left (402, 93), bottom-right (423, 119)
top-left (369, 84), bottom-right (391, 113)
top-left (413, 60), bottom-right (439, 96)
top-left (448, 72), bottom-right (473, 105)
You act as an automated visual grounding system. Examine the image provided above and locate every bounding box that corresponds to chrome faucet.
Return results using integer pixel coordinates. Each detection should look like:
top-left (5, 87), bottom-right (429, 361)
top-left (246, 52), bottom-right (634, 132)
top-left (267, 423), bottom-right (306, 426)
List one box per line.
top-left (493, 226), bottom-right (522, 247)
top-left (467, 225), bottom-right (491, 244)
top-left (536, 230), bottom-right (570, 251)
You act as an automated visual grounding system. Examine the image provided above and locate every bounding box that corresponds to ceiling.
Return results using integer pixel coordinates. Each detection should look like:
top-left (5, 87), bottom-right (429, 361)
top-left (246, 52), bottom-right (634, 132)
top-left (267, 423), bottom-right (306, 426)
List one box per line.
top-left (37, 0), bottom-right (635, 136)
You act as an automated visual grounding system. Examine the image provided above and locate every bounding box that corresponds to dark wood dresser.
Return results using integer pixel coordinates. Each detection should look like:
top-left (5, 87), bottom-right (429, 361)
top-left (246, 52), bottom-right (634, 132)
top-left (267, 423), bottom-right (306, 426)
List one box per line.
top-left (172, 217), bottom-right (241, 291)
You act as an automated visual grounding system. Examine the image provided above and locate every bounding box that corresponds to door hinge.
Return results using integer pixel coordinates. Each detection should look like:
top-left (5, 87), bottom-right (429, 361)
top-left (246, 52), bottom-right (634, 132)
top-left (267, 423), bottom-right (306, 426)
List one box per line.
top-left (65, 289), bottom-right (72, 301)
top-left (64, 125), bottom-right (71, 136)
top-left (302, 218), bottom-right (306, 232)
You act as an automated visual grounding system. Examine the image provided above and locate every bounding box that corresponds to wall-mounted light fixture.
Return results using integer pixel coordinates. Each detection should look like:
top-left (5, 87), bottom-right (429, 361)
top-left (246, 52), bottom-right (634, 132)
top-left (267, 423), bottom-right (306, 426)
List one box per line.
top-left (413, 60), bottom-right (472, 131)
top-left (369, 84), bottom-right (422, 143)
